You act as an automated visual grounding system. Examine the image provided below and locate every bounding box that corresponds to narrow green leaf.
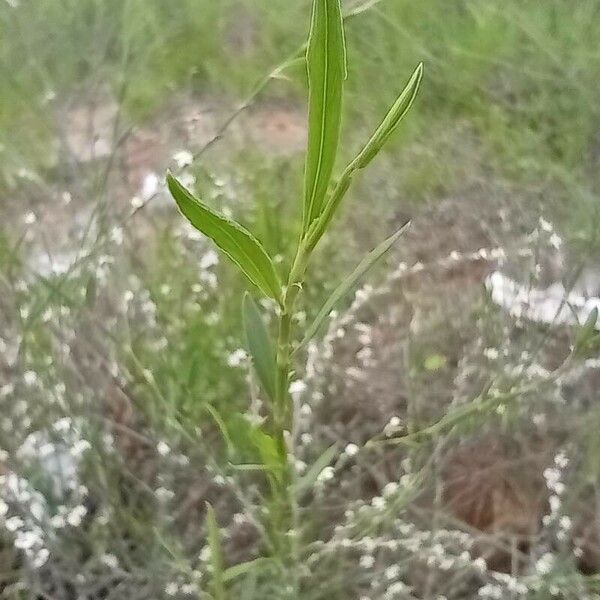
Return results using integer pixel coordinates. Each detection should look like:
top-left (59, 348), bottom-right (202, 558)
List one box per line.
top-left (223, 558), bottom-right (272, 584)
top-left (227, 416), bottom-right (284, 479)
top-left (253, 429), bottom-right (283, 480)
top-left (299, 223), bottom-right (409, 348)
top-left (203, 404), bottom-right (235, 457)
top-left (303, 0), bottom-right (347, 231)
top-left (305, 63), bottom-right (423, 251)
top-left (354, 62), bottom-right (423, 169)
top-left (243, 293), bottom-right (276, 400)
top-left (293, 444), bottom-right (338, 495)
top-left (167, 174), bottom-right (282, 302)
top-left (205, 503), bottom-right (226, 600)
top-left (574, 306), bottom-right (599, 357)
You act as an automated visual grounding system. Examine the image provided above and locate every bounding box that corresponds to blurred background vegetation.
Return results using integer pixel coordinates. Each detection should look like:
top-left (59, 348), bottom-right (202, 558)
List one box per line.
top-left (1, 0), bottom-right (600, 598)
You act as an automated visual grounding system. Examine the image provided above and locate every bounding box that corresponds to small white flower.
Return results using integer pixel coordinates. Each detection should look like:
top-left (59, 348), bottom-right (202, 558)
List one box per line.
top-left (71, 440), bottom-right (91, 457)
top-left (141, 172), bottom-right (159, 200)
top-left (535, 552), bottom-right (554, 575)
top-left (165, 582), bottom-right (179, 596)
top-left (5, 516), bottom-right (24, 532)
top-left (387, 581), bottom-right (409, 595)
top-left (232, 513), bottom-right (247, 526)
top-left (548, 495), bottom-right (561, 514)
top-left (157, 441), bottom-right (171, 457)
top-left (15, 530), bottom-right (39, 550)
top-left (32, 547), bottom-right (49, 568)
top-left (53, 417), bottom-right (71, 432)
top-left (549, 233), bottom-right (562, 249)
top-left (0, 385), bottom-right (14, 398)
top-left (289, 380), bottom-right (307, 396)
top-left (371, 496), bottom-right (385, 510)
top-left (24, 211), bottom-right (36, 225)
top-left (181, 583), bottom-right (196, 595)
top-left (226, 349), bottom-right (247, 368)
top-left (473, 557), bottom-right (487, 573)
top-left (101, 553), bottom-right (119, 569)
top-left (110, 226), bottom-right (124, 245)
top-left (344, 443), bottom-right (359, 457)
top-left (483, 347), bottom-right (499, 360)
top-left (50, 514), bottom-right (66, 528)
top-left (199, 545), bottom-right (212, 562)
top-left (317, 466), bottom-right (335, 483)
top-left (23, 371), bottom-right (38, 386)
top-left (385, 565), bottom-right (400, 580)
top-left (300, 433), bottom-right (313, 445)
top-left (130, 196), bottom-right (143, 209)
top-left (383, 482), bottom-right (399, 497)
top-left (199, 250), bottom-right (219, 270)
top-left (155, 487), bottom-right (175, 502)
top-left (173, 150), bottom-right (193, 168)
top-left (359, 554), bottom-right (375, 569)
top-left (559, 515), bottom-right (572, 531)
top-left (66, 505), bottom-right (87, 527)
top-left (554, 452), bottom-right (569, 469)
top-left (300, 403), bottom-right (312, 416)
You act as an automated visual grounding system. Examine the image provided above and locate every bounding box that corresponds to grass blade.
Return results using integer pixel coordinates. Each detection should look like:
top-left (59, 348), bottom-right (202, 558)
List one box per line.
top-left (303, 0), bottom-right (347, 232)
top-left (205, 503), bottom-right (226, 600)
top-left (243, 293), bottom-right (276, 400)
top-left (299, 223), bottom-right (409, 348)
top-left (167, 174), bottom-right (282, 302)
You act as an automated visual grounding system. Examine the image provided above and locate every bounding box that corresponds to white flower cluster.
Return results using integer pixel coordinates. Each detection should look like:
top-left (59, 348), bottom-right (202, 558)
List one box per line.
top-left (0, 472), bottom-right (50, 569)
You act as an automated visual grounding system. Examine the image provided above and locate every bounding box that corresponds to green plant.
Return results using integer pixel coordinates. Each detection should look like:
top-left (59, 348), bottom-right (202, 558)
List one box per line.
top-left (167, 0), bottom-right (422, 587)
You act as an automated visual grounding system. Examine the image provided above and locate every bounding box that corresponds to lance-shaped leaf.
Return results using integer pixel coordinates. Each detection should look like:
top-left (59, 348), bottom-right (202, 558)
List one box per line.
top-left (303, 0), bottom-right (347, 232)
top-left (243, 293), bottom-right (276, 400)
top-left (167, 174), bottom-right (282, 302)
top-left (299, 223), bottom-right (409, 348)
top-left (305, 63), bottom-right (422, 251)
top-left (354, 62), bottom-right (423, 169)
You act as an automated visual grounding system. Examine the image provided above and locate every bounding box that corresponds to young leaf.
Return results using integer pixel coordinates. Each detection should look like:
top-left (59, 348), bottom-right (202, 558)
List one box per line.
top-left (205, 503), bottom-right (226, 600)
top-left (299, 223), bottom-right (409, 348)
top-left (303, 0), bottom-right (347, 231)
top-left (354, 62), bottom-right (423, 169)
top-left (243, 293), bottom-right (276, 400)
top-left (167, 174), bottom-right (282, 302)
top-left (305, 63), bottom-right (422, 251)
top-left (227, 416), bottom-right (284, 478)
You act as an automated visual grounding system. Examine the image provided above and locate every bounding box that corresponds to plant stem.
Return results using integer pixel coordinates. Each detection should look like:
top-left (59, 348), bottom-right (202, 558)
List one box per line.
top-left (269, 243), bottom-right (310, 580)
